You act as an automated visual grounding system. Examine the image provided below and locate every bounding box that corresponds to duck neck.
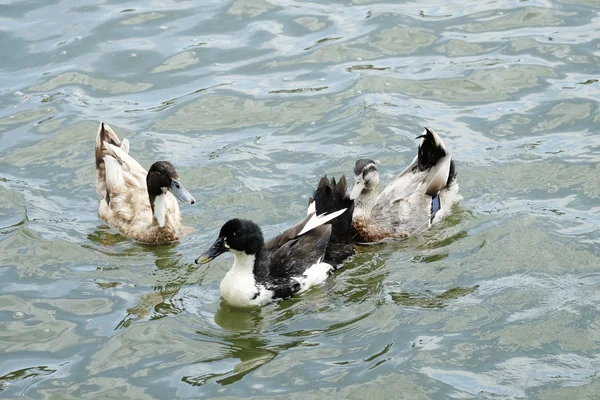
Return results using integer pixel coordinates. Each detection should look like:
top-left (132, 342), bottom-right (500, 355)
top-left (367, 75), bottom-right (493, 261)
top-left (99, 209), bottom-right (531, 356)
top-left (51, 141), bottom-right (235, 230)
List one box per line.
top-left (354, 188), bottom-right (377, 218)
top-left (220, 250), bottom-right (262, 307)
top-left (150, 193), bottom-right (167, 227)
top-left (229, 250), bottom-right (257, 277)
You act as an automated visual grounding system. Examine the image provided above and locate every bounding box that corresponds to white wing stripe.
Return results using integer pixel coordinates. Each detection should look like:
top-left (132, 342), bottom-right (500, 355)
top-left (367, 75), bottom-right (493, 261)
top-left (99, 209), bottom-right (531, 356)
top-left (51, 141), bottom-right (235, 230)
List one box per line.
top-left (298, 208), bottom-right (347, 236)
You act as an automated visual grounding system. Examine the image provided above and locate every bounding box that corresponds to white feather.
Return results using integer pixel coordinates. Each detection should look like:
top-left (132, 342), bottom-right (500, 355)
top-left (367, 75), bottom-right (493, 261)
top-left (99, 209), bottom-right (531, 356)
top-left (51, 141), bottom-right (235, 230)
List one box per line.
top-left (120, 138), bottom-right (130, 154)
top-left (306, 200), bottom-right (316, 216)
top-left (425, 154), bottom-right (452, 196)
top-left (427, 127), bottom-right (445, 151)
top-left (104, 142), bottom-right (145, 176)
top-left (103, 155), bottom-right (124, 191)
top-left (220, 252), bottom-right (266, 308)
top-left (296, 260), bottom-right (333, 294)
top-left (395, 155), bottom-right (418, 179)
top-left (299, 208), bottom-right (347, 236)
top-left (432, 180), bottom-right (460, 224)
top-left (153, 194), bottom-right (167, 228)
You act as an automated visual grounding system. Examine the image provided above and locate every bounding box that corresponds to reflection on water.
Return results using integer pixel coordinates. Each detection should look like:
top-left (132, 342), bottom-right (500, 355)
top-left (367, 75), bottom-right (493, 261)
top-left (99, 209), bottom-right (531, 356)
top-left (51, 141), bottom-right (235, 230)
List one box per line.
top-left (0, 365), bottom-right (57, 394)
top-left (1, 0), bottom-right (600, 398)
top-left (214, 302), bottom-right (263, 332)
top-left (183, 332), bottom-right (277, 387)
top-left (387, 285), bottom-right (480, 309)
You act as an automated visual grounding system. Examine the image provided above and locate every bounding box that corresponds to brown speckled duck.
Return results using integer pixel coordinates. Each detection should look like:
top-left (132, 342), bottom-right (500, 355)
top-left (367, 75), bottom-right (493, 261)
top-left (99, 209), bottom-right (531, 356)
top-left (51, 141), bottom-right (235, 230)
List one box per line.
top-left (95, 122), bottom-right (195, 244)
top-left (350, 128), bottom-right (459, 242)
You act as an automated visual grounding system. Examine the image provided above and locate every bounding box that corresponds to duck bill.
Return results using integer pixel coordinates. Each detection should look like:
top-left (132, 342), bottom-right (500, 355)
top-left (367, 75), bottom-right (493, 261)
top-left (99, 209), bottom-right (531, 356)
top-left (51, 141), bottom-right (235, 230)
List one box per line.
top-left (195, 236), bottom-right (227, 264)
top-left (170, 180), bottom-right (196, 204)
top-left (349, 180), bottom-right (364, 200)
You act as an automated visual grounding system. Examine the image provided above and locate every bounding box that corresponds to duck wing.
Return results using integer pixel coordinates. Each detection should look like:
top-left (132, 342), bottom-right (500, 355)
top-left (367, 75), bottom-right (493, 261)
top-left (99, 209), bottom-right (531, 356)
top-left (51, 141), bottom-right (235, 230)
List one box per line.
top-left (261, 224), bottom-right (331, 280)
top-left (103, 144), bottom-right (148, 216)
top-left (425, 154), bottom-right (453, 197)
top-left (376, 155), bottom-right (453, 206)
top-left (256, 210), bottom-right (344, 280)
top-left (377, 168), bottom-right (426, 206)
top-left (103, 140), bottom-right (146, 189)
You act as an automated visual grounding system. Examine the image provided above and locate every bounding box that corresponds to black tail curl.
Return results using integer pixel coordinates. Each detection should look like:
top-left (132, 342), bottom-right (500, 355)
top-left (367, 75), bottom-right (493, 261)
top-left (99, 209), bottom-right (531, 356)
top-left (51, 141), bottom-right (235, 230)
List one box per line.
top-left (311, 175), bottom-right (355, 266)
top-left (416, 127), bottom-right (457, 187)
top-left (416, 127), bottom-right (447, 171)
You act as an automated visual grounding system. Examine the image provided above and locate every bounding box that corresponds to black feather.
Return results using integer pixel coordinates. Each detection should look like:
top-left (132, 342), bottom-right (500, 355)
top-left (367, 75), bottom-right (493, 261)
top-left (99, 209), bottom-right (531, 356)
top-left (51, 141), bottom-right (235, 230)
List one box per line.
top-left (312, 175), bottom-right (355, 266)
top-left (447, 159), bottom-right (457, 186)
top-left (147, 161), bottom-right (179, 212)
top-left (203, 174), bottom-right (358, 306)
top-left (416, 128), bottom-right (447, 171)
top-left (265, 278), bottom-right (302, 300)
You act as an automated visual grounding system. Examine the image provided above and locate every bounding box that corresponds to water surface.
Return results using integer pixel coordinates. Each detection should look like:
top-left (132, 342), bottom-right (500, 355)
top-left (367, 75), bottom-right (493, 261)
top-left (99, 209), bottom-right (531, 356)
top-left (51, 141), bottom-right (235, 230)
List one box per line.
top-left (1, 0), bottom-right (600, 398)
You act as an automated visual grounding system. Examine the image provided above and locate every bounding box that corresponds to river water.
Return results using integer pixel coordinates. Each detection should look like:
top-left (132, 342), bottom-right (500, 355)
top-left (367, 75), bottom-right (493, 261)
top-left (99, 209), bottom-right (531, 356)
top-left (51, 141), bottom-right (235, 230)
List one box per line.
top-left (1, 0), bottom-right (600, 398)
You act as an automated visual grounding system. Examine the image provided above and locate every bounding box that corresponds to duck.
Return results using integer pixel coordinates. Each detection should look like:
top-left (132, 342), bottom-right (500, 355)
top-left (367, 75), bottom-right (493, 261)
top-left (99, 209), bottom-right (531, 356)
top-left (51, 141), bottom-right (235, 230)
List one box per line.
top-left (349, 127), bottom-right (458, 242)
top-left (195, 176), bottom-right (354, 308)
top-left (95, 122), bottom-right (196, 244)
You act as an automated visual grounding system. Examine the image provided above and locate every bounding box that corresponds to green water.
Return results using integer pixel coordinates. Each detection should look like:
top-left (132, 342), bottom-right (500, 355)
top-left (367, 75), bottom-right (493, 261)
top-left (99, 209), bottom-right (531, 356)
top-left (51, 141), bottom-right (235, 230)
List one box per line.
top-left (1, 0), bottom-right (600, 398)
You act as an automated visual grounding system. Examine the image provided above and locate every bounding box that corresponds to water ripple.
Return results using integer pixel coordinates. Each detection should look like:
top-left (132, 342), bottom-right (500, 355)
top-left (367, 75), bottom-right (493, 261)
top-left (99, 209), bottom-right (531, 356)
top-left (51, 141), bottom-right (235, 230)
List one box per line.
top-left (1, 0), bottom-right (600, 398)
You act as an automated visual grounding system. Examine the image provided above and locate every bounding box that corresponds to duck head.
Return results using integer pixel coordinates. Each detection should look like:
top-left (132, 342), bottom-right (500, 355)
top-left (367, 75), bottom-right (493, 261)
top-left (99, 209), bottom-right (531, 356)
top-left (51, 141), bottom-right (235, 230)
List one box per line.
top-left (196, 219), bottom-right (265, 264)
top-left (147, 161), bottom-right (195, 227)
top-left (349, 159), bottom-right (379, 200)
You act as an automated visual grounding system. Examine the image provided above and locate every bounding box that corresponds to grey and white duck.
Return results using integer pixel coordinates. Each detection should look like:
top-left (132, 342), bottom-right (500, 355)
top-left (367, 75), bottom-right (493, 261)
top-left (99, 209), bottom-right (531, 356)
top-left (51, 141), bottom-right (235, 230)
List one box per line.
top-left (195, 176), bottom-right (354, 308)
top-left (95, 122), bottom-right (196, 244)
top-left (350, 127), bottom-right (459, 242)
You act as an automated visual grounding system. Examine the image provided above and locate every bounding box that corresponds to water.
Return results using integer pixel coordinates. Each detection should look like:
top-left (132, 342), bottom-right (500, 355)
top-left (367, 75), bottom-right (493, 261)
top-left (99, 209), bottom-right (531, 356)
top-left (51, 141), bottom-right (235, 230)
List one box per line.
top-left (1, 0), bottom-right (599, 398)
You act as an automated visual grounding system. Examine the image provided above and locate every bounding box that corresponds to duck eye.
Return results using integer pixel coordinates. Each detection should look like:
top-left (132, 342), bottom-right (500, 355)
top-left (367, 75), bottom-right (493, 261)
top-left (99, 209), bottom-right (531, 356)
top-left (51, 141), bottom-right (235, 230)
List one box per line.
top-left (175, 183), bottom-right (181, 189)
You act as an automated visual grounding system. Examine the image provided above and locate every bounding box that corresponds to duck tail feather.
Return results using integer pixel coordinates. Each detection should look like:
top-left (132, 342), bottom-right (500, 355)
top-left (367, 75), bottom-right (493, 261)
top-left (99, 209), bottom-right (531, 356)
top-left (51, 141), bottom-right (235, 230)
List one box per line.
top-left (312, 174), bottom-right (355, 265)
top-left (416, 127), bottom-right (448, 172)
top-left (447, 159), bottom-right (457, 186)
top-left (95, 122), bottom-right (121, 167)
top-left (95, 122), bottom-right (122, 202)
top-left (120, 138), bottom-right (130, 154)
top-left (425, 155), bottom-right (452, 197)
top-left (313, 176), bottom-right (333, 215)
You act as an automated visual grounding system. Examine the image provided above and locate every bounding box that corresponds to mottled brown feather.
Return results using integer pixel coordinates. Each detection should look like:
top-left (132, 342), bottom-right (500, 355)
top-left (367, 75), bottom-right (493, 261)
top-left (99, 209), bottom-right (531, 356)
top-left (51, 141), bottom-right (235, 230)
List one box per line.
top-left (352, 216), bottom-right (407, 243)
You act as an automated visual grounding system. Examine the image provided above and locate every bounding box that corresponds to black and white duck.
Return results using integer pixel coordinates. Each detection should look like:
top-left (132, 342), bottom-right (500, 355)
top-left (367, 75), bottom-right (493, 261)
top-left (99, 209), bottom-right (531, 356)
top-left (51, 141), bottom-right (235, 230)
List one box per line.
top-left (195, 176), bottom-right (354, 308)
top-left (95, 122), bottom-right (195, 244)
top-left (349, 127), bottom-right (458, 242)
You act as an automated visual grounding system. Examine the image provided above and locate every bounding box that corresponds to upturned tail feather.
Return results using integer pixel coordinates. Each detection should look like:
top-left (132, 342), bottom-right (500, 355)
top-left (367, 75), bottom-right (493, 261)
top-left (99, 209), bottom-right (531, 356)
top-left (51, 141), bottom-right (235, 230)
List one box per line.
top-left (95, 122), bottom-right (123, 205)
top-left (95, 122), bottom-right (121, 167)
top-left (417, 127), bottom-right (457, 187)
top-left (312, 175), bottom-right (355, 265)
